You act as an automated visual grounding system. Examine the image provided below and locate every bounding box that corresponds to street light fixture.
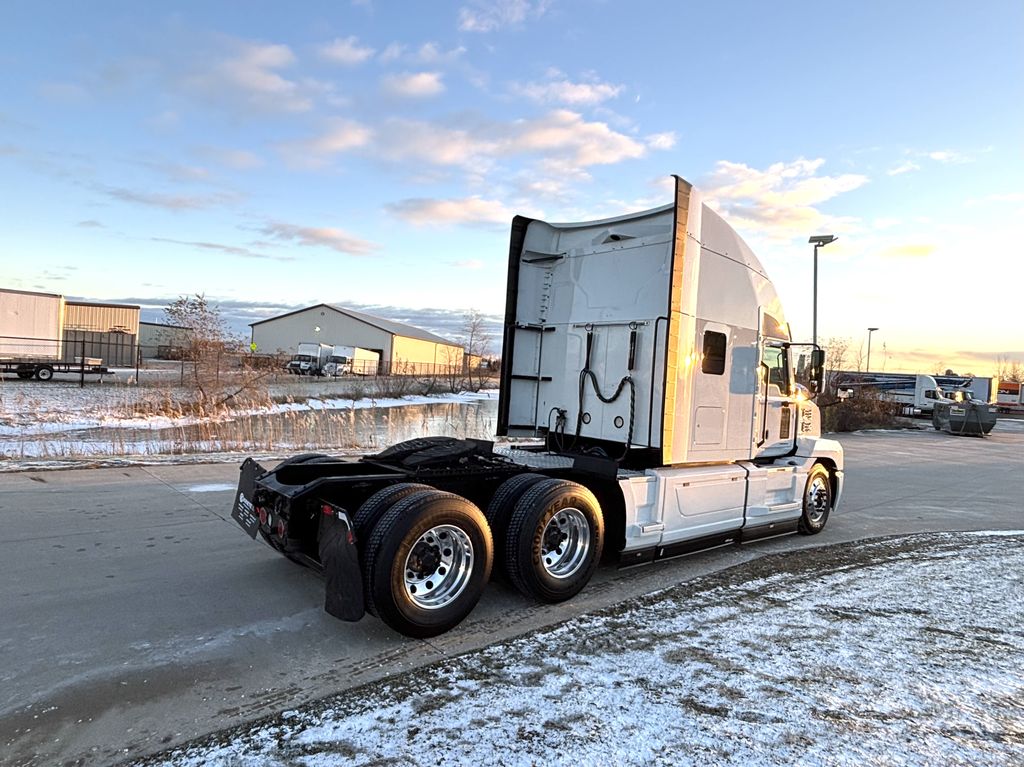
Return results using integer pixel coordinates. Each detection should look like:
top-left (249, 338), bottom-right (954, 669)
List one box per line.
top-left (808, 235), bottom-right (838, 348)
top-left (866, 327), bottom-right (879, 372)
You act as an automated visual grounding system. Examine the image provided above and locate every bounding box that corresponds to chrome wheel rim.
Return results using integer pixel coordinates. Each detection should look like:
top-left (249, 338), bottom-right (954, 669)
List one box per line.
top-left (540, 507), bottom-right (590, 579)
top-left (403, 524), bottom-right (474, 610)
top-left (805, 475), bottom-right (830, 524)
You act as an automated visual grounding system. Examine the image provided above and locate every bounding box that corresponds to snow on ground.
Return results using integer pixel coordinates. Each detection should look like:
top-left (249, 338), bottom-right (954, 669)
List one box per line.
top-left (136, 532), bottom-right (1024, 767)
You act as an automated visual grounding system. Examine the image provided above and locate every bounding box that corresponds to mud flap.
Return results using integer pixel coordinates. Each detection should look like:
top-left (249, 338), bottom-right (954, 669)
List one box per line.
top-left (319, 511), bottom-right (365, 621)
top-left (231, 458), bottom-right (266, 539)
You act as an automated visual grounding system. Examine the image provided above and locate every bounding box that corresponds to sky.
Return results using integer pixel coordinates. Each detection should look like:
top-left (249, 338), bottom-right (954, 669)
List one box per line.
top-left (1, 0), bottom-right (1022, 374)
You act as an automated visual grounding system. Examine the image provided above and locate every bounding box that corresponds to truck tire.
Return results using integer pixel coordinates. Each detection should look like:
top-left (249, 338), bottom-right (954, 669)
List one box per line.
top-left (35, 366), bottom-right (54, 381)
top-left (371, 436), bottom-right (477, 467)
top-left (505, 479), bottom-right (603, 604)
top-left (484, 473), bottom-right (547, 576)
top-left (353, 483), bottom-right (432, 547)
top-left (16, 370), bottom-right (33, 380)
top-left (797, 464), bottom-right (832, 535)
top-left (363, 490), bottom-right (492, 638)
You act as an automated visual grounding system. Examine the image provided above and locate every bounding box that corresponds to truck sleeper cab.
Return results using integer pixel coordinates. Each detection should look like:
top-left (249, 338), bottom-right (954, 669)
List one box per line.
top-left (231, 176), bottom-right (845, 638)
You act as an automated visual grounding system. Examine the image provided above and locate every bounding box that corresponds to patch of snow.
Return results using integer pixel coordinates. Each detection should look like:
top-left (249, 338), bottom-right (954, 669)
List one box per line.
top-left (135, 532), bottom-right (1024, 767)
top-left (185, 483), bottom-right (236, 493)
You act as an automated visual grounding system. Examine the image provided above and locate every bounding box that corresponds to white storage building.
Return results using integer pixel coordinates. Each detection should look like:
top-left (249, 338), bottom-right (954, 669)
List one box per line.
top-left (250, 304), bottom-right (464, 374)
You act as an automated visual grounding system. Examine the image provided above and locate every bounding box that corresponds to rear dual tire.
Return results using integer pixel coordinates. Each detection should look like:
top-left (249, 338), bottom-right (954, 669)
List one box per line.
top-left (492, 476), bottom-right (604, 604)
top-left (360, 488), bottom-right (492, 638)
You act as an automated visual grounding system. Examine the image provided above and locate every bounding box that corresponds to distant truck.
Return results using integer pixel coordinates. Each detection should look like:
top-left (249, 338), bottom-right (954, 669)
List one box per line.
top-left (232, 175), bottom-right (845, 638)
top-left (285, 342), bottom-right (333, 376)
top-left (322, 345), bottom-right (380, 377)
top-left (837, 372), bottom-right (959, 414)
top-left (996, 380), bottom-right (1024, 412)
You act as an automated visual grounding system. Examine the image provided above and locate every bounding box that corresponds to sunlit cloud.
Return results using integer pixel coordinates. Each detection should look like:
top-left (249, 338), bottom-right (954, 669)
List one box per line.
top-left (887, 161), bottom-right (919, 176)
top-left (703, 158), bottom-right (867, 242)
top-left (646, 132), bottom-right (677, 151)
top-left (878, 243), bottom-right (936, 259)
top-left (382, 71), bottom-right (445, 97)
top-left (386, 196), bottom-right (516, 227)
top-left (278, 118), bottom-right (373, 168)
top-left (183, 41), bottom-right (317, 113)
top-left (260, 221), bottom-right (379, 255)
top-left (458, 0), bottom-right (550, 32)
top-left (511, 72), bottom-right (623, 106)
top-left (76, 220), bottom-right (105, 228)
top-left (318, 36), bottom-right (376, 65)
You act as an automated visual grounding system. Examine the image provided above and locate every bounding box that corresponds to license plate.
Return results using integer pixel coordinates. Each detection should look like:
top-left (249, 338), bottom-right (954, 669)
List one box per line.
top-left (231, 458), bottom-right (266, 539)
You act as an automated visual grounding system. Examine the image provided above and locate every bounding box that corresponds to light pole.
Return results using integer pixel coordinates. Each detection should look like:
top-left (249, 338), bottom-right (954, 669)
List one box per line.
top-left (808, 235), bottom-right (837, 348)
top-left (866, 327), bottom-right (879, 372)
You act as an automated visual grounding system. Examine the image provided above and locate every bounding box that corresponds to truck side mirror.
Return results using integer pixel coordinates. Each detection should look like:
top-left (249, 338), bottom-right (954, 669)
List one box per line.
top-left (809, 349), bottom-right (826, 394)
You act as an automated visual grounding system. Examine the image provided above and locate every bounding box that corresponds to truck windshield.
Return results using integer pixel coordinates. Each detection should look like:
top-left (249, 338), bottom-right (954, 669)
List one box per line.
top-left (329, 356), bottom-right (349, 364)
top-left (292, 355), bottom-right (312, 362)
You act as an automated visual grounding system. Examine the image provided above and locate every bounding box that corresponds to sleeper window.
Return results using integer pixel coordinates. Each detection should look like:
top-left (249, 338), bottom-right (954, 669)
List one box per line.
top-left (702, 331), bottom-right (727, 375)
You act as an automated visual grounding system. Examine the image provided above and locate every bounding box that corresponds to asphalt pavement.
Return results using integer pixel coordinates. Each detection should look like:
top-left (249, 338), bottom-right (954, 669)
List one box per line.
top-left (1, 423), bottom-right (1022, 767)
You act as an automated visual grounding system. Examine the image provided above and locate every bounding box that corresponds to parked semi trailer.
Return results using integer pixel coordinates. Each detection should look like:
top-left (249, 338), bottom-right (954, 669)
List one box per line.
top-left (231, 176), bottom-right (845, 637)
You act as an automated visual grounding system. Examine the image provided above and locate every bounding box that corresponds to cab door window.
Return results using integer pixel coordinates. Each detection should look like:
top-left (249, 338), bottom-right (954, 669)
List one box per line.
top-left (762, 346), bottom-right (790, 395)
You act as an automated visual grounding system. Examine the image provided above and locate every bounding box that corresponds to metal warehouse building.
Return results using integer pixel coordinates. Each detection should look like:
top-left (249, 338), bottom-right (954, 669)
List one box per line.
top-left (250, 304), bottom-right (464, 374)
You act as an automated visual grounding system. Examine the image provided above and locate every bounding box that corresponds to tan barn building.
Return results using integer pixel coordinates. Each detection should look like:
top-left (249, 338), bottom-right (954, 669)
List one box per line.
top-left (250, 304), bottom-right (464, 374)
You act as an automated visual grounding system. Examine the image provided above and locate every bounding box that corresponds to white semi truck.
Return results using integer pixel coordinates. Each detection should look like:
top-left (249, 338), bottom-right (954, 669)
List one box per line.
top-left (322, 345), bottom-right (380, 376)
top-left (231, 176), bottom-right (845, 637)
top-left (285, 342), bottom-right (333, 375)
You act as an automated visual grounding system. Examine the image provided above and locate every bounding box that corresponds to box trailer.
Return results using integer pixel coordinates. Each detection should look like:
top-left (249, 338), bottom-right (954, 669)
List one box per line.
top-left (322, 345), bottom-right (380, 376)
top-left (231, 176), bottom-right (845, 637)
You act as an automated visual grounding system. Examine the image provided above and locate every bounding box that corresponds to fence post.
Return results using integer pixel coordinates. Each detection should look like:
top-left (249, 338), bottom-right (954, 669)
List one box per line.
top-left (135, 344), bottom-right (141, 384)
top-left (80, 336), bottom-right (86, 388)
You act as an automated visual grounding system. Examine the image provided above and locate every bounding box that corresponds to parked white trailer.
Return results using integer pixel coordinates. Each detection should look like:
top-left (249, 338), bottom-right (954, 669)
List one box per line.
top-left (322, 345), bottom-right (380, 376)
top-left (837, 372), bottom-right (959, 414)
top-left (0, 288), bottom-right (64, 360)
top-left (231, 176), bottom-right (845, 638)
top-left (996, 380), bottom-right (1024, 412)
top-left (285, 342), bottom-right (333, 376)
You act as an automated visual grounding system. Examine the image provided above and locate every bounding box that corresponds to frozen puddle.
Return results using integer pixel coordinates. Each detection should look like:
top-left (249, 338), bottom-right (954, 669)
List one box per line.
top-left (137, 531), bottom-right (1024, 767)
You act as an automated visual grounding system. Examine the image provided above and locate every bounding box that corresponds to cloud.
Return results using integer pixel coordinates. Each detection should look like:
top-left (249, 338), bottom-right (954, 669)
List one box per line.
top-left (512, 73), bottom-right (623, 106)
top-left (374, 110), bottom-right (645, 175)
top-left (703, 158), bottom-right (868, 242)
top-left (196, 146), bottom-right (264, 170)
top-left (386, 196), bottom-right (516, 227)
top-left (151, 237), bottom-right (293, 261)
top-left (318, 36), bottom-right (375, 65)
top-left (878, 243), bottom-right (936, 259)
top-left (928, 150), bottom-right (968, 164)
top-left (382, 71), bottom-right (445, 97)
top-left (260, 221), bottom-right (379, 255)
top-left (887, 161), bottom-right (919, 176)
top-left (278, 118), bottom-right (373, 168)
top-left (98, 185), bottom-right (234, 211)
top-left (142, 160), bottom-right (211, 183)
top-left (507, 110), bottom-right (646, 167)
top-left (76, 220), bottom-right (105, 228)
top-left (458, 0), bottom-right (549, 32)
top-left (414, 42), bottom-right (467, 64)
top-left (184, 41), bottom-right (315, 113)
top-left (646, 132), bottom-right (677, 151)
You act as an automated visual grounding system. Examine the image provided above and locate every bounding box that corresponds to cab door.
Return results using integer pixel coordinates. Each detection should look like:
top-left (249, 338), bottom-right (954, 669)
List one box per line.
top-left (754, 342), bottom-right (796, 458)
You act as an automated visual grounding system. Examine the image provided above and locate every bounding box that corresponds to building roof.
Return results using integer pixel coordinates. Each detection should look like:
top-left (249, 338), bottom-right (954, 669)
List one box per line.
top-left (66, 300), bottom-right (141, 310)
top-left (140, 320), bottom-right (190, 330)
top-left (249, 303), bottom-right (460, 347)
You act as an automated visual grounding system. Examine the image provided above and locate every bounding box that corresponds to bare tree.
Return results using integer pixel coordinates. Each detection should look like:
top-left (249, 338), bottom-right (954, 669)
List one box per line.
top-left (164, 294), bottom-right (233, 406)
top-left (459, 309), bottom-right (492, 392)
top-left (996, 356), bottom-right (1024, 382)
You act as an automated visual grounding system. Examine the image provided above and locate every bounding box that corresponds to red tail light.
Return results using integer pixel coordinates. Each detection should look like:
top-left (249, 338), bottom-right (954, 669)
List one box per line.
top-left (321, 503), bottom-right (333, 516)
top-left (277, 520), bottom-right (286, 538)
top-left (257, 507), bottom-right (268, 525)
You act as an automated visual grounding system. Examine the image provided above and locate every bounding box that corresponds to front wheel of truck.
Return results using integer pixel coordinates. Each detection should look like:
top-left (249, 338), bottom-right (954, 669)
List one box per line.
top-left (798, 464), bottom-right (832, 535)
top-left (363, 490), bottom-right (493, 638)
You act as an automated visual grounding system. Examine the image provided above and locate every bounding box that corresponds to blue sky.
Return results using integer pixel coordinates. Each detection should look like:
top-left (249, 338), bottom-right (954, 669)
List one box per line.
top-left (2, 0), bottom-right (1021, 373)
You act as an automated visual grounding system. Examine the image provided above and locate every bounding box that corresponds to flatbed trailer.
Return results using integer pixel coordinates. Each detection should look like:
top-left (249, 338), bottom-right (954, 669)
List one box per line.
top-left (230, 176), bottom-right (846, 638)
top-left (0, 358), bottom-right (110, 381)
